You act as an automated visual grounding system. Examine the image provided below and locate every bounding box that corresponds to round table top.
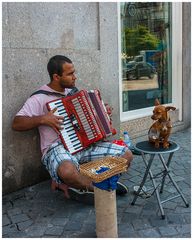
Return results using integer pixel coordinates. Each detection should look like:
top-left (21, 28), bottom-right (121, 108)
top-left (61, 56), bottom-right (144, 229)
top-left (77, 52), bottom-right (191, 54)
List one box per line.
top-left (135, 141), bottom-right (180, 154)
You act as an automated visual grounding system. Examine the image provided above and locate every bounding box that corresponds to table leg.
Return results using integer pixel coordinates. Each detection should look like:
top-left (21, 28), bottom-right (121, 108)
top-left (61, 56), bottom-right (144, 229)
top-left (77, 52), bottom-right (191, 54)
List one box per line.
top-left (159, 152), bottom-right (174, 193)
top-left (131, 154), bottom-right (155, 205)
top-left (158, 154), bottom-right (189, 207)
top-left (143, 153), bottom-right (166, 219)
top-left (131, 153), bottom-right (166, 218)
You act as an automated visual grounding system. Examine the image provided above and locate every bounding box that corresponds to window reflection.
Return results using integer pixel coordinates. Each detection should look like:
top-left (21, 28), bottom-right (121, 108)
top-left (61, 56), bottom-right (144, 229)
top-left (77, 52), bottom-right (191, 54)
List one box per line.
top-left (121, 3), bottom-right (172, 111)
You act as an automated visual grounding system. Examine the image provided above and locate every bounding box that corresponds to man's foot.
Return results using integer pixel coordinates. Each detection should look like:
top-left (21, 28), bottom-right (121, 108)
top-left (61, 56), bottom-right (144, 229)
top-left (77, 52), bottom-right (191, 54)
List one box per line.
top-left (116, 182), bottom-right (129, 195)
top-left (51, 180), bottom-right (70, 199)
top-left (68, 188), bottom-right (94, 205)
top-left (68, 182), bottom-right (128, 205)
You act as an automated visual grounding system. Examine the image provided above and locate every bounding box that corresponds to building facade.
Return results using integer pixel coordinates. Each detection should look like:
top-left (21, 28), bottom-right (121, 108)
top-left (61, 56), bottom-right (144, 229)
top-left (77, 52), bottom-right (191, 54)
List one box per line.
top-left (2, 2), bottom-right (191, 193)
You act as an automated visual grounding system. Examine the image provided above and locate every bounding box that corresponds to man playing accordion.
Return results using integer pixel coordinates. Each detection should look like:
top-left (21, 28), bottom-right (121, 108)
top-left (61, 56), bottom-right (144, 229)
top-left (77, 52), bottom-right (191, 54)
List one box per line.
top-left (12, 55), bottom-right (133, 203)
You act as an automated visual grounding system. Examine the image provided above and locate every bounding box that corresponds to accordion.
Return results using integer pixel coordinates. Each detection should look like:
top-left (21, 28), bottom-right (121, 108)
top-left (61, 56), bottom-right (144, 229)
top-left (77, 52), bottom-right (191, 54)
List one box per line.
top-left (47, 89), bottom-right (116, 154)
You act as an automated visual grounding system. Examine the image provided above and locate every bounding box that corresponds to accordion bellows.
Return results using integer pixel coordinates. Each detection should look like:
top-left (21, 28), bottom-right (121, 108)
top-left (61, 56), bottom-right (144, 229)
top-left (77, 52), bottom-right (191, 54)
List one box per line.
top-left (79, 156), bottom-right (128, 182)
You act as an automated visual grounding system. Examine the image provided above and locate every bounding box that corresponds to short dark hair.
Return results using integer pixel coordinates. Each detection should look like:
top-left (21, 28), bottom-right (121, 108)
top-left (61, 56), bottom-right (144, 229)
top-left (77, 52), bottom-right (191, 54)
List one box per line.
top-left (47, 55), bottom-right (72, 81)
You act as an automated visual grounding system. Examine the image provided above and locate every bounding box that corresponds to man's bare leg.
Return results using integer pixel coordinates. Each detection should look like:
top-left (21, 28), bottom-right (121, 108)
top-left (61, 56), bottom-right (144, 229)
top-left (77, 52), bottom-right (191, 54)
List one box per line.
top-left (57, 149), bottom-right (133, 191)
top-left (122, 149), bottom-right (133, 168)
top-left (57, 161), bottom-right (93, 191)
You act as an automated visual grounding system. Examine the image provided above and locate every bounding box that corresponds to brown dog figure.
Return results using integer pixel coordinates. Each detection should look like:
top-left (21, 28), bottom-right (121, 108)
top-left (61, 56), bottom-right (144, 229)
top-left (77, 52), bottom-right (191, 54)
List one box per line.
top-left (148, 99), bottom-right (176, 148)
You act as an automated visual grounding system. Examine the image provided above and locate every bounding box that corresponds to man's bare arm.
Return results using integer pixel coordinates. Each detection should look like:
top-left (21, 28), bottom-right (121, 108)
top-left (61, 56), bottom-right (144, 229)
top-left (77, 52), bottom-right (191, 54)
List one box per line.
top-left (12, 109), bottom-right (64, 131)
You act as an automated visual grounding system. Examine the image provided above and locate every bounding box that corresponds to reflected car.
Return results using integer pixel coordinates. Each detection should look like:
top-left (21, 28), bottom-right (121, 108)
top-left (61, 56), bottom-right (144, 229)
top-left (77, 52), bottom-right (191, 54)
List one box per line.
top-left (126, 62), bottom-right (156, 80)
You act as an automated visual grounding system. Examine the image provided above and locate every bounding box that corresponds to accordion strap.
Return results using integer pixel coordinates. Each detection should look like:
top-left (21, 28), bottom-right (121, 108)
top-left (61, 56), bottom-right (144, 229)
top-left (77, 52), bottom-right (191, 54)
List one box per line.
top-left (30, 87), bottom-right (79, 98)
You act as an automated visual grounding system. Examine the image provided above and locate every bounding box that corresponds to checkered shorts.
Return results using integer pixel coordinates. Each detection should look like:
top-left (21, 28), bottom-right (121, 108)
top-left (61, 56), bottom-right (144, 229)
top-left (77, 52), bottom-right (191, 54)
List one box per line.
top-left (42, 141), bottom-right (128, 184)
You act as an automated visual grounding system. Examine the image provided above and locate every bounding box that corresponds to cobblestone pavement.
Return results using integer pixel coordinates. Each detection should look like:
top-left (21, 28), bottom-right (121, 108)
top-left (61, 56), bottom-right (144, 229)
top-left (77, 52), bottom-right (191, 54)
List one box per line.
top-left (3, 128), bottom-right (191, 238)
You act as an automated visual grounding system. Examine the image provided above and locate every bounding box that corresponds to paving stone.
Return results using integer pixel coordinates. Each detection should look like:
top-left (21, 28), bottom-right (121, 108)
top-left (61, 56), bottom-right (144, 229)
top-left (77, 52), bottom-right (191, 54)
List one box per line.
top-left (2, 201), bottom-right (13, 210)
top-left (118, 225), bottom-right (136, 238)
top-left (158, 226), bottom-right (178, 236)
top-left (149, 216), bottom-right (168, 227)
top-left (16, 219), bottom-right (33, 230)
top-left (10, 213), bottom-right (31, 223)
top-left (121, 212), bottom-right (140, 223)
top-left (81, 223), bottom-right (96, 234)
top-left (25, 225), bottom-right (47, 237)
top-left (124, 205), bottom-right (143, 214)
top-left (140, 208), bottom-right (159, 217)
top-left (165, 186), bottom-right (179, 194)
top-left (2, 214), bottom-right (11, 226)
top-left (172, 176), bottom-right (185, 182)
top-left (60, 230), bottom-right (83, 238)
top-left (183, 213), bottom-right (191, 224)
top-left (167, 213), bottom-right (186, 225)
top-left (5, 230), bottom-right (28, 238)
top-left (64, 220), bottom-right (83, 231)
top-left (75, 231), bottom-right (97, 238)
top-left (163, 201), bottom-right (177, 210)
top-left (118, 222), bottom-right (135, 234)
top-left (7, 207), bottom-right (22, 216)
top-left (2, 224), bottom-right (18, 235)
top-left (70, 212), bottom-right (92, 222)
top-left (174, 169), bottom-right (186, 175)
top-left (174, 206), bottom-right (190, 213)
top-left (43, 235), bottom-right (59, 238)
top-left (44, 226), bottom-right (64, 236)
top-left (182, 233), bottom-right (191, 237)
top-left (51, 217), bottom-right (68, 226)
top-left (176, 224), bottom-right (191, 235)
top-left (138, 228), bottom-right (161, 238)
top-left (131, 219), bottom-right (152, 230)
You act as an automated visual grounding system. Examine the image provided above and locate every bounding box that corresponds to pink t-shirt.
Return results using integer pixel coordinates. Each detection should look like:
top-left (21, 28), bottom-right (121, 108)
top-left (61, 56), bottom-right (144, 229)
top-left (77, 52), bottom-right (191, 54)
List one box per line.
top-left (16, 84), bottom-right (72, 156)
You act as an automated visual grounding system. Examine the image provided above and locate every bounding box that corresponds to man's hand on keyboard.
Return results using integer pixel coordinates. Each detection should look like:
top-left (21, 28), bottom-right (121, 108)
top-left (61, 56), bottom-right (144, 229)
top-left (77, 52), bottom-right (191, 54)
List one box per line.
top-left (41, 108), bottom-right (64, 131)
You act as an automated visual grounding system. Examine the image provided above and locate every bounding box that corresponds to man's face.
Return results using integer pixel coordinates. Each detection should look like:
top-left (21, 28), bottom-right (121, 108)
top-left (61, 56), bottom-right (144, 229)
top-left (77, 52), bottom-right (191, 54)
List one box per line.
top-left (58, 62), bottom-right (77, 89)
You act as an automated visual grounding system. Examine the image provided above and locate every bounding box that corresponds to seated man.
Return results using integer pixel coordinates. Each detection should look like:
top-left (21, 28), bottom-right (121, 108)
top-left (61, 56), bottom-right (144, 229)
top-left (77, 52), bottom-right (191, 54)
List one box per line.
top-left (12, 55), bottom-right (133, 203)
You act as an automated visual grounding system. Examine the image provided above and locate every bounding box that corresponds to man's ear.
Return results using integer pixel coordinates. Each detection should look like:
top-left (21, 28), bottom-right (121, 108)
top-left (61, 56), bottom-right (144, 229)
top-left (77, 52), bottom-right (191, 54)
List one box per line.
top-left (165, 106), bottom-right (176, 111)
top-left (52, 73), bottom-right (60, 82)
top-left (155, 98), bottom-right (160, 106)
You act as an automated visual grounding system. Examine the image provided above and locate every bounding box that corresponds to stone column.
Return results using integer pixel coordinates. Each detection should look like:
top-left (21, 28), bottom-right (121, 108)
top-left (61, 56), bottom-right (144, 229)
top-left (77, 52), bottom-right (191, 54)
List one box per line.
top-left (94, 186), bottom-right (118, 238)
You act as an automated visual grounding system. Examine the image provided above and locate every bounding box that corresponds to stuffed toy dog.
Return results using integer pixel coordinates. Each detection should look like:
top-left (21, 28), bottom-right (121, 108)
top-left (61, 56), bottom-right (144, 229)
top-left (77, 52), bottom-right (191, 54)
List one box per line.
top-left (148, 99), bottom-right (176, 148)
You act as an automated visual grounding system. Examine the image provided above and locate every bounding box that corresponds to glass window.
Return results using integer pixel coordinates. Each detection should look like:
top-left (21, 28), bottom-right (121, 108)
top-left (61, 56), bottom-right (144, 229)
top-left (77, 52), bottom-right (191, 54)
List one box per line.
top-left (120, 3), bottom-right (172, 112)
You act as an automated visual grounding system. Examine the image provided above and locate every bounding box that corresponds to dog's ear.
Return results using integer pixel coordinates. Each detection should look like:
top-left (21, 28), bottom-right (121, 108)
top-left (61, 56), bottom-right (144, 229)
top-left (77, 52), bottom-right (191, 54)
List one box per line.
top-left (165, 106), bottom-right (176, 111)
top-left (155, 98), bottom-right (160, 106)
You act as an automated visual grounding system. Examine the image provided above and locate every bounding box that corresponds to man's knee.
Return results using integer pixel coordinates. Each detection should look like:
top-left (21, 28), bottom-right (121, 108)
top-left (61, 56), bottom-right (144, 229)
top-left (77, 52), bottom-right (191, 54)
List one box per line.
top-left (122, 149), bottom-right (133, 168)
top-left (57, 161), bottom-right (78, 180)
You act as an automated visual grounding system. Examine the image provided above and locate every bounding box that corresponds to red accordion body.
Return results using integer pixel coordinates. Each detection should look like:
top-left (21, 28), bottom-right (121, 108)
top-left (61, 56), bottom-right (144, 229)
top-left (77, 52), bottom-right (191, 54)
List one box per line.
top-left (46, 89), bottom-right (116, 154)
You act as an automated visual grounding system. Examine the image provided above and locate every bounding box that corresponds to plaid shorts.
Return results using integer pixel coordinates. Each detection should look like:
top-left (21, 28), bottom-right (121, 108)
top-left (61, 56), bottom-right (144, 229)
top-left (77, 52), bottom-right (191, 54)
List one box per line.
top-left (42, 141), bottom-right (128, 184)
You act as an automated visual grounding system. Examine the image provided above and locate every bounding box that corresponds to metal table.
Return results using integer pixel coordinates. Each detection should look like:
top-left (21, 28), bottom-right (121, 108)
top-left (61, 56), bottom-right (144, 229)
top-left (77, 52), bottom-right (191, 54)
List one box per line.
top-left (131, 141), bottom-right (189, 219)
